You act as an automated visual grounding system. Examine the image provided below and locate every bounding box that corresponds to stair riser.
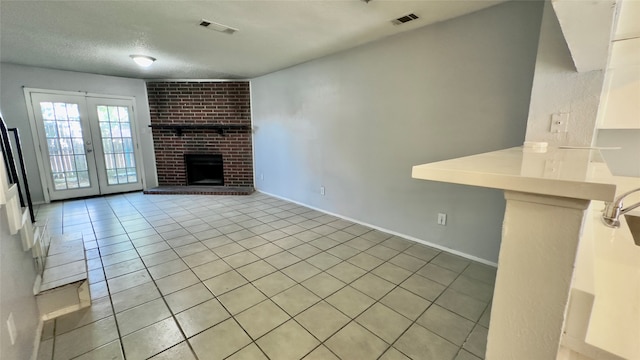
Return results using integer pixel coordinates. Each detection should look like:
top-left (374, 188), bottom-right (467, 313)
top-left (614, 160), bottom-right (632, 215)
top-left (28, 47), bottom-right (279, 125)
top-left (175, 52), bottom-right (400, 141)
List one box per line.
top-left (36, 281), bottom-right (91, 321)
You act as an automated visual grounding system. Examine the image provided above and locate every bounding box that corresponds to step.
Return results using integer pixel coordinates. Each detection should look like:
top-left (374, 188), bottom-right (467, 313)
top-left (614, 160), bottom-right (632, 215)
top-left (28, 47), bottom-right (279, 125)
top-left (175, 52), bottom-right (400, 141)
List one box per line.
top-left (31, 220), bottom-right (51, 275)
top-left (35, 233), bottom-right (91, 320)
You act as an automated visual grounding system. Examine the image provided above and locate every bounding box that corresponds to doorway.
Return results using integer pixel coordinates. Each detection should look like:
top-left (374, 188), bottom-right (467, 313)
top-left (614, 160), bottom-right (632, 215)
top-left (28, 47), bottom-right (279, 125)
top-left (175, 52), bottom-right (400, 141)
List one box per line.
top-left (26, 90), bottom-right (143, 201)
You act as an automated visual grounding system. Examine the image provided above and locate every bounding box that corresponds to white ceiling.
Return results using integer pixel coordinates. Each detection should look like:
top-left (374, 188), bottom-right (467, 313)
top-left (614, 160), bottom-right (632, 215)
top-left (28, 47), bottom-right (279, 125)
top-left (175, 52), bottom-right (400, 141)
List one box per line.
top-left (0, 0), bottom-right (507, 79)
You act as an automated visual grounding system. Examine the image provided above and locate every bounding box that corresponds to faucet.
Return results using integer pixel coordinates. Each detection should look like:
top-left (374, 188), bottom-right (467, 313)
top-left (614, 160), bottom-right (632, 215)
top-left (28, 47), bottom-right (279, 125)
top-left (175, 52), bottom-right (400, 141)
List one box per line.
top-left (602, 187), bottom-right (640, 228)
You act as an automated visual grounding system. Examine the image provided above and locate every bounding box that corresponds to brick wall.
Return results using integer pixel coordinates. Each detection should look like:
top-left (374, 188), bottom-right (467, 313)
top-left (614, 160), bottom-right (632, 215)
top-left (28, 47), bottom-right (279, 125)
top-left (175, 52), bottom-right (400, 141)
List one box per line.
top-left (147, 81), bottom-right (253, 187)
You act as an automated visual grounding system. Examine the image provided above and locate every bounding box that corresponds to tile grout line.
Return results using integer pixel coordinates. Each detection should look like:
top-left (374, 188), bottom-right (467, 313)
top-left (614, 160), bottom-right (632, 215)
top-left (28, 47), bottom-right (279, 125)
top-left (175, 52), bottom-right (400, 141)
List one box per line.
top-left (91, 216), bottom-right (129, 360)
top-left (72, 198), bottom-right (126, 359)
top-left (220, 195), bottom-right (436, 356)
top-left (213, 239), bottom-right (334, 360)
top-left (155, 196), bottom-right (281, 359)
top-left (214, 227), bottom-right (412, 359)
top-left (42, 193), bottom-right (494, 360)
top-left (149, 206), bottom-right (438, 358)
top-left (91, 199), bottom-right (139, 360)
top-left (383, 260), bottom-right (474, 360)
top-left (115, 200), bottom-right (342, 356)
top-left (106, 194), bottom-right (202, 360)
top-left (156, 200), bottom-right (343, 359)
top-left (320, 245), bottom-right (451, 360)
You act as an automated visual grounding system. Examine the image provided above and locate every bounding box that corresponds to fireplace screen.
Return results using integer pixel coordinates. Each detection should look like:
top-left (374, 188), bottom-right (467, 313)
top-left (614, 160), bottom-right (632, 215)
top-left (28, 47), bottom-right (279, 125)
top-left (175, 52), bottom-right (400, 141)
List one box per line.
top-left (185, 154), bottom-right (223, 186)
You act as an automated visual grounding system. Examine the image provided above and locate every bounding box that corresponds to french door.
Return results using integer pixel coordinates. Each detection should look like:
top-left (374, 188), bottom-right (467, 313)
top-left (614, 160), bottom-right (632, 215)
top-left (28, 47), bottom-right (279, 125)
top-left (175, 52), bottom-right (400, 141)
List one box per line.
top-left (29, 92), bottom-right (142, 201)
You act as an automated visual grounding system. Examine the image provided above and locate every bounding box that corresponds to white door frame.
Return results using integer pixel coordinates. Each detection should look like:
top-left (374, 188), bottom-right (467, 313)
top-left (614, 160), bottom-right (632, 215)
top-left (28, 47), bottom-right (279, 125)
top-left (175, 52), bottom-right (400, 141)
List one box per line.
top-left (24, 87), bottom-right (146, 203)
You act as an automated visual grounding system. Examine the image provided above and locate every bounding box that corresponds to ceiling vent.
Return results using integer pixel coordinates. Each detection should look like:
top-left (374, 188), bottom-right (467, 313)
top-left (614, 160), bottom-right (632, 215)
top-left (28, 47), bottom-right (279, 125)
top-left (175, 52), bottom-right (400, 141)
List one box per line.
top-left (199, 19), bottom-right (238, 34)
top-left (391, 13), bottom-right (419, 26)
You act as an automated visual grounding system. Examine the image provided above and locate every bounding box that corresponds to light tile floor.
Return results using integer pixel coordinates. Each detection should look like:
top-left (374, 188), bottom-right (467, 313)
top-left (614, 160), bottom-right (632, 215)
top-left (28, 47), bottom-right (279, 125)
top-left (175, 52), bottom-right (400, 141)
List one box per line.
top-left (35, 192), bottom-right (495, 360)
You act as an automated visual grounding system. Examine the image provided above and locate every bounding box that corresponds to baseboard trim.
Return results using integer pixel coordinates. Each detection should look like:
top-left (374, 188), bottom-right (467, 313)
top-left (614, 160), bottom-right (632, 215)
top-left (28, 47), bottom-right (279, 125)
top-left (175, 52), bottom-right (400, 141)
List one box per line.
top-left (257, 189), bottom-right (498, 267)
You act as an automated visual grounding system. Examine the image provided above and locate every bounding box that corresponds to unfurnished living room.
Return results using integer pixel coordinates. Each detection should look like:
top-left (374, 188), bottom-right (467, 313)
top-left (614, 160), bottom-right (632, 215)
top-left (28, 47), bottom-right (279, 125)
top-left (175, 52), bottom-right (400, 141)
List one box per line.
top-left (1, 1), bottom-right (639, 360)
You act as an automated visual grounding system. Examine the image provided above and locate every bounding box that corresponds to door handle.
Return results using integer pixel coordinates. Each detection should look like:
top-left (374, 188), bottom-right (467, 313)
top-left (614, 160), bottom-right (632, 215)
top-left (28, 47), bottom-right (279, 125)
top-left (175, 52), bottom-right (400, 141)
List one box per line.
top-left (87, 148), bottom-right (93, 153)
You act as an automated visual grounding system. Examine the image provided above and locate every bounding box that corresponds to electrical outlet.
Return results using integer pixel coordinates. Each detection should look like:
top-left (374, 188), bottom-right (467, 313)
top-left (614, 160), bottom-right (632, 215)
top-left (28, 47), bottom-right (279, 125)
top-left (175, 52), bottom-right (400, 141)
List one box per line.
top-left (260, 173), bottom-right (264, 180)
top-left (7, 313), bottom-right (16, 345)
top-left (437, 213), bottom-right (447, 226)
top-left (550, 113), bottom-right (569, 133)
top-left (320, 186), bottom-right (325, 196)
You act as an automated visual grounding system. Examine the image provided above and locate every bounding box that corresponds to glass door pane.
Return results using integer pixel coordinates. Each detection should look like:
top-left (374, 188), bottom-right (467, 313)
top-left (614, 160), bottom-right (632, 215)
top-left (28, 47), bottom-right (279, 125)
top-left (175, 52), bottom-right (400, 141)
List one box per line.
top-left (30, 93), bottom-right (100, 200)
top-left (41, 102), bottom-right (90, 190)
top-left (87, 97), bottom-right (142, 195)
top-left (96, 105), bottom-right (138, 185)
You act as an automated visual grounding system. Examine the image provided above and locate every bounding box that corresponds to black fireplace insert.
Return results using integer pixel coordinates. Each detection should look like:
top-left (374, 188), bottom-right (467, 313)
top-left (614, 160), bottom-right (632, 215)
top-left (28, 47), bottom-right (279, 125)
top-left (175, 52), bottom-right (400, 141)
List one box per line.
top-left (185, 154), bottom-right (224, 186)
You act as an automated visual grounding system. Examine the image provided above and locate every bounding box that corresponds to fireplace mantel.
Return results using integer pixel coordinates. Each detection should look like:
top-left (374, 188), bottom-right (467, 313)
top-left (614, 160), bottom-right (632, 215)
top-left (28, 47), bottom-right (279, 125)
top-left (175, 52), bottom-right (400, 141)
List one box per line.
top-left (148, 123), bottom-right (251, 136)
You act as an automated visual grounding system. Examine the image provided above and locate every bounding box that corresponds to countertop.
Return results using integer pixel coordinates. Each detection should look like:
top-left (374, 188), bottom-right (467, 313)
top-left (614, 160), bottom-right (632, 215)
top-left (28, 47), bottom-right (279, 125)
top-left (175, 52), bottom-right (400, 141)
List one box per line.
top-left (412, 146), bottom-right (639, 358)
top-left (412, 147), bottom-right (617, 201)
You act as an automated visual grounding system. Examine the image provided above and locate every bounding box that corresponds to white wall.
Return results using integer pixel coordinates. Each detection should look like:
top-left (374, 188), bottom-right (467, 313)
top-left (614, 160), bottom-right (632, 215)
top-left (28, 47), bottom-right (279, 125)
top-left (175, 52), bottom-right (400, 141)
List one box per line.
top-left (594, 65), bottom-right (640, 178)
top-left (597, 66), bottom-right (640, 130)
top-left (596, 129), bottom-right (640, 177)
top-left (0, 63), bottom-right (157, 203)
top-left (524, 1), bottom-right (606, 147)
top-left (252, 1), bottom-right (544, 263)
top-left (0, 209), bottom-right (40, 360)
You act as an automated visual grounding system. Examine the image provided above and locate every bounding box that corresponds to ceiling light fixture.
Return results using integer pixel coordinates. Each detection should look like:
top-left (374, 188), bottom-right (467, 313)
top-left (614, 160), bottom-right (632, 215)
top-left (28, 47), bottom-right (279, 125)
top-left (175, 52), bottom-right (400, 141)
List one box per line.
top-left (130, 55), bottom-right (156, 67)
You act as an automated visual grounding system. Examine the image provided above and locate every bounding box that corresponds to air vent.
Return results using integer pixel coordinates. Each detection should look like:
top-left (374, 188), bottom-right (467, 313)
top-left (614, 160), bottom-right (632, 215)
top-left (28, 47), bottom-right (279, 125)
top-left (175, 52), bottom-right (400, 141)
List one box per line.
top-left (391, 13), bottom-right (419, 26)
top-left (199, 19), bottom-right (238, 35)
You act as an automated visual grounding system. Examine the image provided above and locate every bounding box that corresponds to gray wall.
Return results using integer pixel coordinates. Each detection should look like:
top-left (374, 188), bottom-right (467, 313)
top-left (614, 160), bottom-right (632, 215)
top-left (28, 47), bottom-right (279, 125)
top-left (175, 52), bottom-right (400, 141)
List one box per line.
top-left (251, 1), bottom-right (544, 263)
top-left (0, 63), bottom-right (157, 203)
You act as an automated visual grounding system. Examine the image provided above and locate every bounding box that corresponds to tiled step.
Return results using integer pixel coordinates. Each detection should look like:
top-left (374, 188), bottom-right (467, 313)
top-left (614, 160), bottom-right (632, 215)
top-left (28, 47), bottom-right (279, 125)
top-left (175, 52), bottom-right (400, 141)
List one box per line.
top-left (35, 233), bottom-right (91, 320)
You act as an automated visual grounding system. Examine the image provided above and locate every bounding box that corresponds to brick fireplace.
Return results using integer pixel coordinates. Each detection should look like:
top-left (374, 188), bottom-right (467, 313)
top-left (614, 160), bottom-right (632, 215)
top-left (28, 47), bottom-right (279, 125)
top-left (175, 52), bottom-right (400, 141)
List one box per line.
top-left (146, 81), bottom-right (253, 190)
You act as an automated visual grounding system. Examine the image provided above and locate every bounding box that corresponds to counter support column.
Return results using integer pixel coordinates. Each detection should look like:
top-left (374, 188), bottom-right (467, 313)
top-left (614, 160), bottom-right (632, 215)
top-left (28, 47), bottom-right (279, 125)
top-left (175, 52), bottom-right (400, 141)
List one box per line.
top-left (486, 191), bottom-right (590, 359)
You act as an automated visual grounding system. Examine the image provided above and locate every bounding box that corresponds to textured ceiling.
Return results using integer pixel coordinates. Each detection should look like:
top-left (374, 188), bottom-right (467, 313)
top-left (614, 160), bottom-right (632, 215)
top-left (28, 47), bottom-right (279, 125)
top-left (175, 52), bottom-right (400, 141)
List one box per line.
top-left (0, 0), bottom-right (507, 79)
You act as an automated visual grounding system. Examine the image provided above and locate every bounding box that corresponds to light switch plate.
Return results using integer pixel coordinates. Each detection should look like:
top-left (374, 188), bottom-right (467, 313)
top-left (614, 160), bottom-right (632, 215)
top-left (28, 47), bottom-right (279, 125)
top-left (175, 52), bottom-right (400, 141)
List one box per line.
top-left (550, 113), bottom-right (569, 133)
